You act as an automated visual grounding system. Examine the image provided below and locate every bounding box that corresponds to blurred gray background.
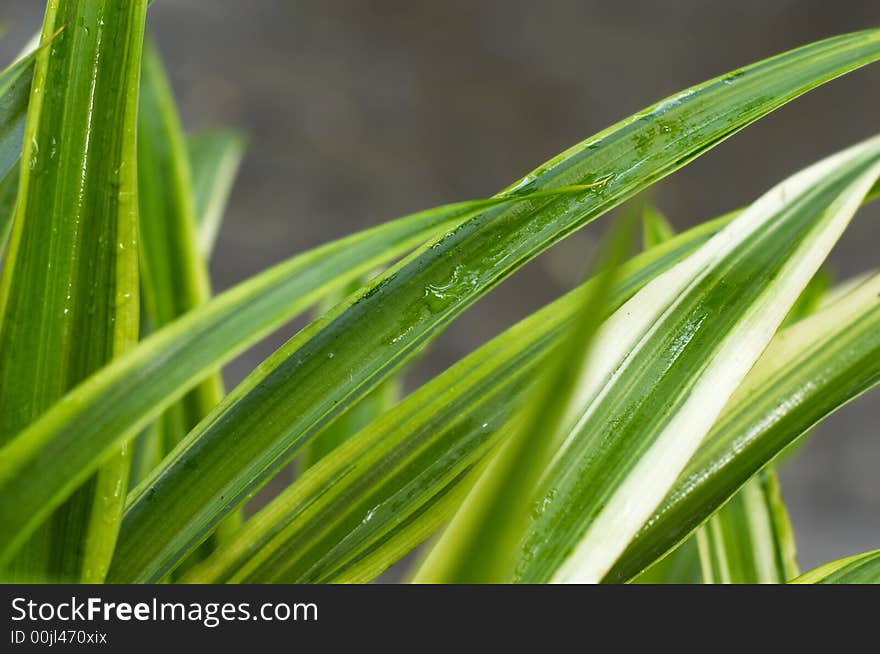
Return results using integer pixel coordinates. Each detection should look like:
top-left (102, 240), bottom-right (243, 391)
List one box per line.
top-left (2, 0), bottom-right (878, 575)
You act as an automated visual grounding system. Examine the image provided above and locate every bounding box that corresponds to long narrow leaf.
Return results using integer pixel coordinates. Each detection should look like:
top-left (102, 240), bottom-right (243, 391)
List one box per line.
top-left (188, 131), bottom-right (245, 257)
top-left (138, 38), bottom-right (225, 457)
top-left (696, 471), bottom-right (798, 583)
top-left (112, 32), bottom-right (880, 582)
top-left (607, 269), bottom-right (880, 582)
top-left (0, 165), bottom-right (17, 260)
top-left (514, 137), bottom-right (880, 583)
top-left (182, 219), bottom-right (731, 584)
top-left (0, 32), bottom-right (59, 259)
top-left (630, 539), bottom-right (702, 584)
top-left (0, 1), bottom-right (147, 582)
top-left (299, 276), bottom-right (402, 472)
top-left (642, 205), bottom-right (675, 249)
top-left (791, 549), bottom-right (880, 584)
top-left (689, 267), bottom-right (831, 584)
top-left (192, 209), bottom-right (880, 585)
top-left (0, 49), bottom-right (34, 181)
top-left (415, 217), bottom-right (635, 583)
top-left (0, 188), bottom-right (588, 566)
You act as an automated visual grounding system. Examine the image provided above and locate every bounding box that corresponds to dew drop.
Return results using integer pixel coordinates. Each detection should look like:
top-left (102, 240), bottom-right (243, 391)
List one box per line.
top-left (28, 138), bottom-right (39, 171)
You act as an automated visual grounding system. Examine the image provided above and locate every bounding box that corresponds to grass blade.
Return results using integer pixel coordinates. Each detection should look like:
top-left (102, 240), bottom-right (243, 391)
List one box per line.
top-left (791, 549), bottom-right (880, 584)
top-left (630, 539), bottom-right (702, 584)
top-left (111, 31), bottom-right (880, 582)
top-left (0, 50), bottom-right (34, 182)
top-left (299, 275), bottom-right (402, 472)
top-left (180, 220), bottom-right (730, 584)
top-left (688, 268), bottom-right (828, 584)
top-left (642, 204), bottom-right (675, 249)
top-left (512, 136), bottom-right (880, 583)
top-left (188, 131), bottom-right (245, 257)
top-left (0, 1), bottom-right (147, 582)
top-left (299, 378), bottom-right (401, 473)
top-left (0, 189), bottom-right (585, 567)
top-left (607, 270), bottom-right (880, 582)
top-left (192, 208), bottom-right (880, 585)
top-left (696, 471), bottom-right (798, 583)
top-left (138, 38), bottom-right (224, 458)
top-left (414, 217), bottom-right (635, 583)
top-left (0, 165), bottom-right (17, 260)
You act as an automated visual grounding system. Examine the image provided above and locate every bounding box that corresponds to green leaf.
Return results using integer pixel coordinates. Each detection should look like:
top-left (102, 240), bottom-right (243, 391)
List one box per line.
top-left (299, 275), bottom-right (402, 472)
top-left (630, 538), bottom-right (702, 584)
top-left (0, 48), bottom-right (41, 260)
top-left (184, 147), bottom-right (880, 585)
top-left (607, 269), bottom-right (880, 582)
top-left (686, 268), bottom-right (830, 585)
top-left (181, 219), bottom-right (730, 584)
top-left (791, 549), bottom-right (880, 584)
top-left (0, 1), bottom-right (147, 582)
top-left (696, 471), bottom-right (798, 583)
top-left (110, 31), bottom-right (880, 583)
top-left (512, 136), bottom-right (880, 583)
top-left (138, 38), bottom-right (224, 459)
top-left (0, 189), bottom-right (584, 568)
top-left (414, 216), bottom-right (636, 583)
top-left (188, 131), bottom-right (245, 257)
top-left (300, 378), bottom-right (401, 473)
top-left (642, 204), bottom-right (675, 249)
top-left (192, 205), bottom-right (877, 585)
top-left (782, 268), bottom-right (832, 327)
top-left (0, 49), bottom-right (34, 181)
top-left (0, 38), bottom-right (48, 260)
top-left (0, 164), bottom-right (17, 260)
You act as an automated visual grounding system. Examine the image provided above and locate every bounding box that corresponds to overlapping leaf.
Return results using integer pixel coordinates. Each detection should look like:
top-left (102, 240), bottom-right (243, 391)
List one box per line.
top-left (188, 131), bottom-right (245, 257)
top-left (0, 188), bottom-right (585, 567)
top-left (180, 219), bottom-right (730, 584)
top-left (110, 32), bottom-right (880, 583)
top-left (792, 549), bottom-right (880, 583)
top-left (414, 217), bottom-right (635, 583)
top-left (0, 1), bottom-right (148, 582)
top-left (608, 269), bottom-right (880, 582)
top-left (0, 165), bottom-right (17, 259)
top-left (504, 136), bottom-right (880, 583)
top-left (138, 38), bottom-right (225, 459)
top-left (696, 471), bottom-right (798, 583)
top-left (189, 143), bottom-right (880, 584)
top-left (630, 539), bottom-right (702, 584)
top-left (0, 49), bottom-right (34, 182)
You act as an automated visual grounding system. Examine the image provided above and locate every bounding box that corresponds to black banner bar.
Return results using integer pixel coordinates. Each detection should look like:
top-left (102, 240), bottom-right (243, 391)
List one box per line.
top-left (1, 584), bottom-right (872, 649)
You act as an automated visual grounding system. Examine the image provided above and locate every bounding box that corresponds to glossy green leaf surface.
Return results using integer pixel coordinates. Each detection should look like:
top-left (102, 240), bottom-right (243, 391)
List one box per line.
top-left (0, 190), bottom-right (575, 567)
top-left (414, 218), bottom-right (635, 583)
top-left (608, 269), bottom-right (880, 582)
top-left (513, 137), bottom-right (880, 583)
top-left (0, 0), bottom-right (147, 582)
top-left (299, 276), bottom-right (403, 472)
top-left (182, 220), bottom-right (730, 584)
top-left (111, 31), bottom-right (880, 582)
top-left (194, 202), bottom-right (878, 585)
top-left (697, 471), bottom-right (798, 583)
top-left (792, 549), bottom-right (880, 584)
